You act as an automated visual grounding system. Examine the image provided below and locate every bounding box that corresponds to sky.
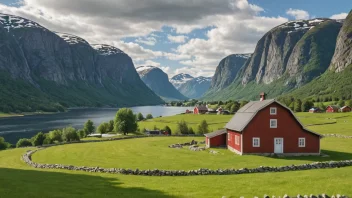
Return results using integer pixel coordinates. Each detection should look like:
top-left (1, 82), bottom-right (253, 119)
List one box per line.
top-left (0, 0), bottom-right (351, 78)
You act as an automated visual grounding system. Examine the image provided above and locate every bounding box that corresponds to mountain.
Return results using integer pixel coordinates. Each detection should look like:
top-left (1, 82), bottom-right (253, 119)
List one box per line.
top-left (203, 54), bottom-right (251, 97)
top-left (281, 11), bottom-right (352, 100)
top-left (178, 76), bottom-right (212, 99)
top-left (170, 73), bottom-right (194, 89)
top-left (202, 18), bottom-right (343, 101)
top-left (0, 13), bottom-right (163, 113)
top-left (137, 66), bottom-right (188, 101)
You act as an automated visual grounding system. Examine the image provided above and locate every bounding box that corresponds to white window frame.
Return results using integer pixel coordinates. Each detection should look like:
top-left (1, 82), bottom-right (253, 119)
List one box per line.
top-left (270, 119), bottom-right (277, 128)
top-left (270, 107), bottom-right (277, 115)
top-left (235, 135), bottom-right (240, 145)
top-left (298, 138), bottom-right (306, 147)
top-left (253, 137), bottom-right (260, 147)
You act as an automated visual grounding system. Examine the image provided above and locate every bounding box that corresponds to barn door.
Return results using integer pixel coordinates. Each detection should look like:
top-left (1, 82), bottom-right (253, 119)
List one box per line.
top-left (274, 138), bottom-right (283, 154)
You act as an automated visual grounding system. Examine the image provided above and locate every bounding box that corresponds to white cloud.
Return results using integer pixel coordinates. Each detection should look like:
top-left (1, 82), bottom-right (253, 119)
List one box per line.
top-left (135, 37), bottom-right (157, 46)
top-left (167, 34), bottom-right (188, 43)
top-left (286, 8), bottom-right (310, 20)
top-left (0, 0), bottom-right (289, 77)
top-left (330, 13), bottom-right (348, 19)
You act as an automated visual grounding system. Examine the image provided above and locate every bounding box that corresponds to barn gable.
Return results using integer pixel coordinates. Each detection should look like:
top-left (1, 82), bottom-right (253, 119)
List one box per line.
top-left (225, 99), bottom-right (321, 137)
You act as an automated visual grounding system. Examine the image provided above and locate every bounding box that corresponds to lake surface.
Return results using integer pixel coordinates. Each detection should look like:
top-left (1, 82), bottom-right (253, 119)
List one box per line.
top-left (0, 106), bottom-right (190, 144)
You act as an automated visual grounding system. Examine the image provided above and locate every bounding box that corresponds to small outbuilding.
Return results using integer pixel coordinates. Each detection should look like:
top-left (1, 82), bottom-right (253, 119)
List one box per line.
top-left (194, 106), bottom-right (208, 114)
top-left (205, 129), bottom-right (227, 148)
top-left (340, 106), bottom-right (352, 112)
top-left (309, 107), bottom-right (321, 113)
top-left (326, 105), bottom-right (340, 113)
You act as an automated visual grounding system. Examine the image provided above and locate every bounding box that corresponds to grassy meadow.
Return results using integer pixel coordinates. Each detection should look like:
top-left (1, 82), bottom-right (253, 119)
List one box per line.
top-left (1, 112), bottom-right (352, 197)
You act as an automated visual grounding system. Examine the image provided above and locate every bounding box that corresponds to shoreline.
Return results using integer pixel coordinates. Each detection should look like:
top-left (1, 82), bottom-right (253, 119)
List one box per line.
top-left (0, 112), bottom-right (57, 118)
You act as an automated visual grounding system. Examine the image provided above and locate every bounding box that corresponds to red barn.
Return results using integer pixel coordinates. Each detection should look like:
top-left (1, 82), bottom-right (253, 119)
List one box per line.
top-left (205, 129), bottom-right (227, 148)
top-left (340, 106), bottom-right (352, 112)
top-left (326, 105), bottom-right (339, 113)
top-left (204, 98), bottom-right (322, 155)
top-left (194, 106), bottom-right (208, 114)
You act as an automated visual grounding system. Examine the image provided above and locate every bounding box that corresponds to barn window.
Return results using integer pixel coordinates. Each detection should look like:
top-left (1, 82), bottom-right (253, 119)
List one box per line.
top-left (252, 138), bottom-right (260, 147)
top-left (298, 138), bottom-right (305, 147)
top-left (235, 135), bottom-right (240, 145)
top-left (270, 119), bottom-right (277, 128)
top-left (270, 107), bottom-right (277, 115)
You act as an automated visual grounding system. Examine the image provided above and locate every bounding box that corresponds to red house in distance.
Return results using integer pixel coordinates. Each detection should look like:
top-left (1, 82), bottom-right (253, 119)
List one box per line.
top-left (205, 94), bottom-right (322, 155)
top-left (326, 105), bottom-right (339, 113)
top-left (340, 106), bottom-right (352, 112)
top-left (194, 106), bottom-right (208, 114)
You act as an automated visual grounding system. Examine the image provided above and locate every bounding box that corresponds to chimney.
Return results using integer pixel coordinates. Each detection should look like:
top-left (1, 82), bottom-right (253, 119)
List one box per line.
top-left (260, 92), bottom-right (266, 101)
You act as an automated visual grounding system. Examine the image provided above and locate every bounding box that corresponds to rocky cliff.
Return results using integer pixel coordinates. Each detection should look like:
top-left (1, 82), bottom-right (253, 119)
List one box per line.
top-left (329, 11), bottom-right (352, 72)
top-left (202, 18), bottom-right (343, 101)
top-left (137, 66), bottom-right (188, 101)
top-left (0, 13), bottom-right (163, 112)
top-left (178, 76), bottom-right (212, 99)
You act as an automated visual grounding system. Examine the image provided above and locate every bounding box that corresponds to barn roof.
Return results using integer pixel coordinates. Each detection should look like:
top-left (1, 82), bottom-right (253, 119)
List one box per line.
top-left (341, 106), bottom-right (351, 109)
top-left (195, 106), bottom-right (208, 111)
top-left (225, 99), bottom-right (321, 137)
top-left (204, 129), bottom-right (227, 138)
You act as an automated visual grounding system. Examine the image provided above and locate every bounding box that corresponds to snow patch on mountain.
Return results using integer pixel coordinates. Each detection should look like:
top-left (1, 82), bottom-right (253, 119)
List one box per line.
top-left (0, 13), bottom-right (44, 32)
top-left (55, 32), bottom-right (89, 45)
top-left (233, 54), bottom-right (252, 59)
top-left (278, 18), bottom-right (332, 34)
top-left (136, 66), bottom-right (157, 72)
top-left (194, 76), bottom-right (212, 83)
top-left (170, 73), bottom-right (194, 89)
top-left (91, 44), bottom-right (124, 56)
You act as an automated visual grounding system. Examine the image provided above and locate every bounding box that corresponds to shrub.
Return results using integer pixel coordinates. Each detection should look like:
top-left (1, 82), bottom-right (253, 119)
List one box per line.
top-left (77, 129), bottom-right (86, 138)
top-left (176, 120), bottom-right (189, 134)
top-left (197, 120), bottom-right (209, 134)
top-left (49, 130), bottom-right (63, 143)
top-left (188, 127), bottom-right (195, 134)
top-left (163, 126), bottom-right (172, 135)
top-left (16, 138), bottom-right (33, 148)
top-left (62, 127), bottom-right (80, 142)
top-left (146, 114), bottom-right (153, 119)
top-left (43, 134), bottom-right (53, 145)
top-left (114, 108), bottom-right (138, 135)
top-left (0, 137), bottom-right (8, 150)
top-left (32, 132), bottom-right (45, 146)
top-left (84, 120), bottom-right (95, 135)
top-left (137, 113), bottom-right (144, 121)
top-left (97, 122), bottom-right (109, 134)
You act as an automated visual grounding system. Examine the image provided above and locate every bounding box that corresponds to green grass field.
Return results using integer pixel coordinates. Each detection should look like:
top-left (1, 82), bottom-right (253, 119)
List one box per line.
top-left (1, 112), bottom-right (352, 197)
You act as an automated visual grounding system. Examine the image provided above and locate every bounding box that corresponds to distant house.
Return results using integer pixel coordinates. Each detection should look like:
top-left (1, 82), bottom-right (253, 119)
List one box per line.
top-left (194, 106), bottom-right (208, 114)
top-left (340, 106), bottom-right (352, 112)
top-left (216, 107), bottom-right (223, 113)
top-left (326, 105), bottom-right (340, 113)
top-left (145, 130), bottom-right (169, 136)
top-left (185, 109), bottom-right (192, 114)
top-left (204, 93), bottom-right (322, 155)
top-left (309, 107), bottom-right (321, 113)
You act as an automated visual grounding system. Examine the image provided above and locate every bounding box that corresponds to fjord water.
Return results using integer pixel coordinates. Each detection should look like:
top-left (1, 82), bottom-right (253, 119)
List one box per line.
top-left (0, 106), bottom-right (189, 144)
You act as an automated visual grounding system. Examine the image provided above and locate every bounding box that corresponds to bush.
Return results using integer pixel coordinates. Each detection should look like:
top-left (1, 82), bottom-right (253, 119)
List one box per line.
top-left (62, 127), bottom-right (80, 142)
top-left (32, 132), bottom-right (45, 146)
top-left (163, 126), bottom-right (172, 135)
top-left (78, 129), bottom-right (86, 138)
top-left (176, 120), bottom-right (189, 134)
top-left (16, 138), bottom-right (33, 148)
top-left (137, 113), bottom-right (144, 121)
top-left (114, 108), bottom-right (138, 135)
top-left (97, 122), bottom-right (109, 134)
top-left (197, 120), bottom-right (209, 134)
top-left (43, 134), bottom-right (53, 145)
top-left (49, 130), bottom-right (63, 143)
top-left (84, 120), bottom-right (95, 135)
top-left (146, 114), bottom-right (153, 119)
top-left (188, 127), bottom-right (195, 134)
top-left (0, 137), bottom-right (9, 150)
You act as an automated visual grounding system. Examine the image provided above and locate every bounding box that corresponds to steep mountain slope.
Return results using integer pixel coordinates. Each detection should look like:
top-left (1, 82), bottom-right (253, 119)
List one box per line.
top-left (137, 66), bottom-right (188, 101)
top-left (178, 76), bottom-right (212, 99)
top-left (0, 13), bottom-right (163, 112)
top-left (202, 18), bottom-right (343, 101)
top-left (170, 73), bottom-right (194, 89)
top-left (283, 11), bottom-right (352, 100)
top-left (203, 54), bottom-right (251, 98)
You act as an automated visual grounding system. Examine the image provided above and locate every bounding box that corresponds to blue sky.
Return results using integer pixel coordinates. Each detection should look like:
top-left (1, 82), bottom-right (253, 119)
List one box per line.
top-left (0, 0), bottom-right (351, 77)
